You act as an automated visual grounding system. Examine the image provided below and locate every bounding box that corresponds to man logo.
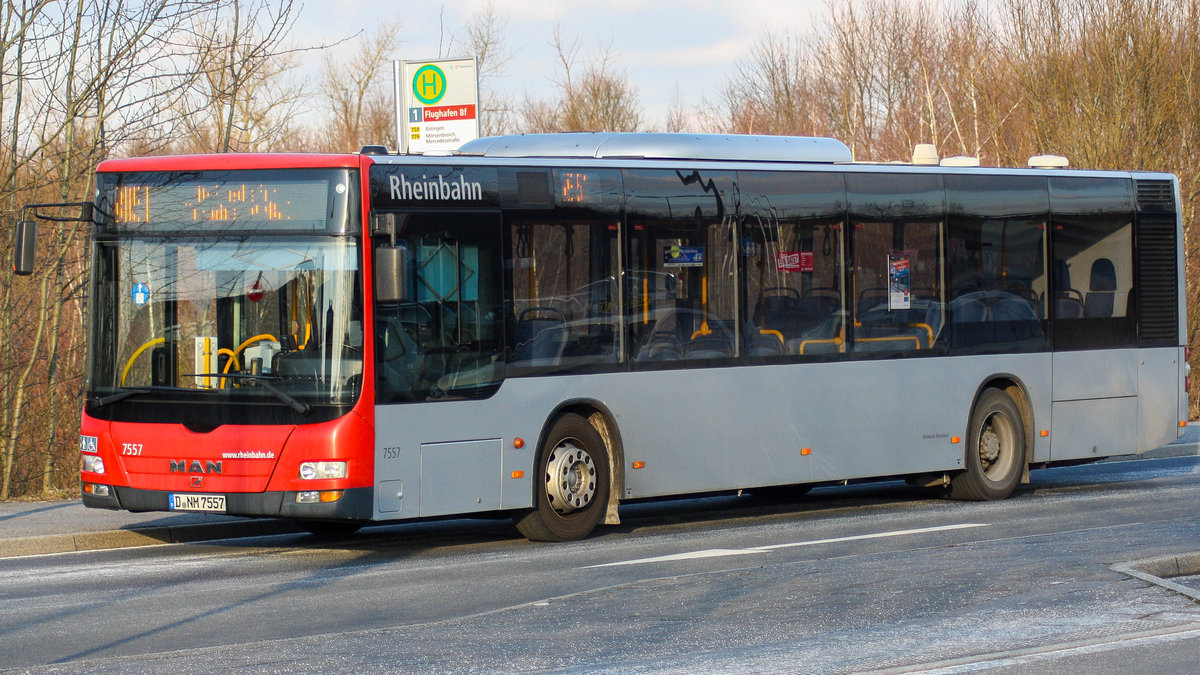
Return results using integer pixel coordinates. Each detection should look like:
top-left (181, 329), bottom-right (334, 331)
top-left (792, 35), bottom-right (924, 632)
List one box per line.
top-left (169, 460), bottom-right (222, 474)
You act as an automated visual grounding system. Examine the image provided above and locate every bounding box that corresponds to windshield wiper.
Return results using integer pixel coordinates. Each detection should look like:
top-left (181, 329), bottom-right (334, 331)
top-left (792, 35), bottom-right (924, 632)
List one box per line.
top-left (90, 388), bottom-right (151, 408)
top-left (196, 373), bottom-right (312, 415)
top-left (256, 377), bottom-right (312, 415)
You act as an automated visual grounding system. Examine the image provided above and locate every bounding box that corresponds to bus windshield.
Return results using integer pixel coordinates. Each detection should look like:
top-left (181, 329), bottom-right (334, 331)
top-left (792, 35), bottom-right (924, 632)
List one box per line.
top-left (87, 169), bottom-right (363, 427)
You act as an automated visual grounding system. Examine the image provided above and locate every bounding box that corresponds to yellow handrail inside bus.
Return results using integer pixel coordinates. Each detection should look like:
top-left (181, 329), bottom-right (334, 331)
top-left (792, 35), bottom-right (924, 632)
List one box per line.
top-left (219, 334), bottom-right (280, 387)
top-left (218, 348), bottom-right (239, 372)
top-left (909, 322), bottom-right (935, 348)
top-left (759, 329), bottom-right (785, 346)
top-left (796, 336), bottom-right (844, 355)
top-left (121, 337), bottom-right (166, 386)
top-left (292, 277), bottom-right (313, 350)
top-left (643, 278), bottom-right (649, 324)
top-left (290, 278), bottom-right (299, 347)
top-left (856, 335), bottom-right (922, 349)
top-left (693, 276), bottom-right (712, 338)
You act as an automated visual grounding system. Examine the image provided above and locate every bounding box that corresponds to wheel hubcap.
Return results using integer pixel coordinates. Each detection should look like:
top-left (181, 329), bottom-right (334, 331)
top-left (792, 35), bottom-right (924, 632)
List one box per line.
top-left (545, 441), bottom-right (597, 514)
top-left (979, 412), bottom-right (1016, 481)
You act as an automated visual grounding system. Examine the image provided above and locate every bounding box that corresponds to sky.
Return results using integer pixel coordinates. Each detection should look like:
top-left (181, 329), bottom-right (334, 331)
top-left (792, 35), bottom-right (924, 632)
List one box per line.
top-left (292, 1), bottom-right (831, 132)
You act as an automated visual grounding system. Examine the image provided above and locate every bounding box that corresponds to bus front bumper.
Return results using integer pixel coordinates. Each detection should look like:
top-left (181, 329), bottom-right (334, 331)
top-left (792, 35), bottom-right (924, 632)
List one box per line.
top-left (81, 482), bottom-right (374, 521)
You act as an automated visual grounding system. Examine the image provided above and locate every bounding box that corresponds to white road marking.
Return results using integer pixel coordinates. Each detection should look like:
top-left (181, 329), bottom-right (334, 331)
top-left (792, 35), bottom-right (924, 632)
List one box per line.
top-left (587, 548), bottom-right (769, 567)
top-left (586, 523), bottom-right (989, 568)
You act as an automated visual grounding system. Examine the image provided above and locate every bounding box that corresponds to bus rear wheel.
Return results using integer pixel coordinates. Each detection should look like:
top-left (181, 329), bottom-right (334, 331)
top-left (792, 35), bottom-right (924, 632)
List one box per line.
top-left (514, 413), bottom-right (610, 542)
top-left (950, 388), bottom-right (1025, 501)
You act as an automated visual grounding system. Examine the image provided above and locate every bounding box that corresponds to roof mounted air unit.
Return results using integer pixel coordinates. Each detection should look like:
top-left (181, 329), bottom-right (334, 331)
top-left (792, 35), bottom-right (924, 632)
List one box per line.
top-left (911, 144), bottom-right (939, 165)
top-left (1028, 154), bottom-right (1069, 169)
top-left (940, 156), bottom-right (981, 167)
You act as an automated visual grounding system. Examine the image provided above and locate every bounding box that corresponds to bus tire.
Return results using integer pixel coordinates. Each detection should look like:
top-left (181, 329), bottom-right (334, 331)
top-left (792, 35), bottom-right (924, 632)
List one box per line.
top-left (950, 388), bottom-right (1025, 501)
top-left (514, 413), bottom-right (610, 542)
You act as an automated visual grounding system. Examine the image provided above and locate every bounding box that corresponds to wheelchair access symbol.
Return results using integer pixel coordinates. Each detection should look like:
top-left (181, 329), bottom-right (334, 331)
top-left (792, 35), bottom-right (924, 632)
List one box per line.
top-left (132, 282), bottom-right (150, 306)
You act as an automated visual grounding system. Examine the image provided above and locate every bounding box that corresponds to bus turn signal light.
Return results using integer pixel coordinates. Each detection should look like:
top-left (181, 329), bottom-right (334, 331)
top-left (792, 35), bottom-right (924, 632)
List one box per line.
top-left (514, 437), bottom-right (525, 449)
top-left (83, 482), bottom-right (110, 497)
top-left (632, 461), bottom-right (645, 469)
top-left (511, 470), bottom-right (524, 479)
top-left (801, 448), bottom-right (812, 456)
top-left (951, 437), bottom-right (962, 444)
top-left (297, 490), bottom-right (343, 504)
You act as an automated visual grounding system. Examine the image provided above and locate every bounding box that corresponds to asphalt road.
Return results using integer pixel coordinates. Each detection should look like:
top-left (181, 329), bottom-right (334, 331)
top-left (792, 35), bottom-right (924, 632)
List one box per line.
top-left (1, 454), bottom-right (1198, 673)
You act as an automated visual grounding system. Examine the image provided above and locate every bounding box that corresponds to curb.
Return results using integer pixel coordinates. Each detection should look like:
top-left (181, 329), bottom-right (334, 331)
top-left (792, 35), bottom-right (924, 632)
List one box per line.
top-left (0, 519), bottom-right (302, 558)
top-left (2, 446), bottom-right (1197, 558)
top-left (1111, 552), bottom-right (1200, 602)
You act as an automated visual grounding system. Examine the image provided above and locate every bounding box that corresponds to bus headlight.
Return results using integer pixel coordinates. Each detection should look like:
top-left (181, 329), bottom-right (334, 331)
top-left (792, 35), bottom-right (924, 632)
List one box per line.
top-left (82, 454), bottom-right (105, 474)
top-left (299, 461), bottom-right (347, 480)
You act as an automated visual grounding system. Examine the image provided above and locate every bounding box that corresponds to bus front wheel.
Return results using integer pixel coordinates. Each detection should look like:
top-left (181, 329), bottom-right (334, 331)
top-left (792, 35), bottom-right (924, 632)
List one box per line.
top-left (950, 388), bottom-right (1025, 501)
top-left (514, 413), bottom-right (611, 542)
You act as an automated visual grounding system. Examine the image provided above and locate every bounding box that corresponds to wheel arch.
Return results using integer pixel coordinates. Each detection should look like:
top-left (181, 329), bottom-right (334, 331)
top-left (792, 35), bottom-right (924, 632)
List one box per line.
top-left (969, 374), bottom-right (1035, 483)
top-left (535, 399), bottom-right (625, 525)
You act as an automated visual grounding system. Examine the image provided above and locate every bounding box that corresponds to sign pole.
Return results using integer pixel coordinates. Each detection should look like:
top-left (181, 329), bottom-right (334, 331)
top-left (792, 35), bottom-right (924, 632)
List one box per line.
top-left (393, 60), bottom-right (405, 154)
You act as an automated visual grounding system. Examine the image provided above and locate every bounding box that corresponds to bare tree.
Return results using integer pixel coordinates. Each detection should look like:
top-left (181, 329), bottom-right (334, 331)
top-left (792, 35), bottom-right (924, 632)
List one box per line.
top-left (464, 2), bottom-right (513, 137)
top-left (515, 26), bottom-right (641, 133)
top-left (717, 32), bottom-right (816, 136)
top-left (176, 0), bottom-right (308, 153)
top-left (1, 0), bottom-right (222, 498)
top-left (315, 22), bottom-right (403, 152)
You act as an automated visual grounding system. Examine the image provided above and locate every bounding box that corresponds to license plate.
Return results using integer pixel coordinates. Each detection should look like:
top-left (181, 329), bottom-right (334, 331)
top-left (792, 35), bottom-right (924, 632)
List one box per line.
top-left (169, 493), bottom-right (226, 512)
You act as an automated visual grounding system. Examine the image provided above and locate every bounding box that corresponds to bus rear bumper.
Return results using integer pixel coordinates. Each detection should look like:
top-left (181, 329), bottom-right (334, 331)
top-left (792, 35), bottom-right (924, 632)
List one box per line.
top-left (81, 482), bottom-right (374, 521)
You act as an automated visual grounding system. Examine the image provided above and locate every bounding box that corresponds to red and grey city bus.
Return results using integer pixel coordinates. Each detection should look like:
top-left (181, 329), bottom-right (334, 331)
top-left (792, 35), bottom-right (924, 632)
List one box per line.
top-left (12, 133), bottom-right (1189, 540)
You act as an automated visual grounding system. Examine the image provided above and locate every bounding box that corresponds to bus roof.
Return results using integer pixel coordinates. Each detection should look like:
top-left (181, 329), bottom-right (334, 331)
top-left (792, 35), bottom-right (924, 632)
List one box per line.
top-left (457, 132), bottom-right (854, 163)
top-left (96, 153), bottom-right (361, 173)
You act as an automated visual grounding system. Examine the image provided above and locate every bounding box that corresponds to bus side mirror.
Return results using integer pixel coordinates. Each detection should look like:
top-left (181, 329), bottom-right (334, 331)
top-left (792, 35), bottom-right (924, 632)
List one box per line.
top-left (13, 220), bottom-right (38, 276)
top-left (374, 244), bottom-right (410, 303)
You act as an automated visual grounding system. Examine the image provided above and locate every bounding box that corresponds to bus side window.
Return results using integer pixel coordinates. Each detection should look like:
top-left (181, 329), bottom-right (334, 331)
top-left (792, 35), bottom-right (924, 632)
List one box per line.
top-left (1049, 176), bottom-right (1136, 350)
top-left (945, 174), bottom-right (1049, 355)
top-left (846, 173), bottom-right (946, 358)
top-left (624, 169), bottom-right (739, 365)
top-left (507, 217), bottom-right (619, 372)
top-left (738, 171), bottom-right (847, 360)
top-left (850, 220), bottom-right (944, 355)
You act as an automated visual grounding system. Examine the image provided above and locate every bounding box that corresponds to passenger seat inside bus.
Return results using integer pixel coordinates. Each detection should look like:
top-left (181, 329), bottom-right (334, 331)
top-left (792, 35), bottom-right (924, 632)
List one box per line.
top-left (512, 307), bottom-right (567, 364)
top-left (752, 287), bottom-right (839, 344)
top-left (1052, 260), bottom-right (1085, 319)
top-left (1083, 257), bottom-right (1116, 318)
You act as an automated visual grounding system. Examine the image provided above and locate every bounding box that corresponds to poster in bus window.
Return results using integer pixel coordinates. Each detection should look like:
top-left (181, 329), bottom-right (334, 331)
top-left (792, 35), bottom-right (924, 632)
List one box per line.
top-left (776, 251), bottom-right (814, 273)
top-left (663, 245), bottom-right (704, 267)
top-left (888, 254), bottom-right (911, 310)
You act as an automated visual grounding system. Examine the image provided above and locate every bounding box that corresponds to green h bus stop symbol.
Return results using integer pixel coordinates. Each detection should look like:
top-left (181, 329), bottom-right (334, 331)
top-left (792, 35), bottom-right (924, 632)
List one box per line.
top-left (412, 65), bottom-right (447, 105)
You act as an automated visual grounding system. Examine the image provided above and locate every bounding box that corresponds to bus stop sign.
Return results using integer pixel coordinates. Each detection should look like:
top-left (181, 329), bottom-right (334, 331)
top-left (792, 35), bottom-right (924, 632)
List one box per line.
top-left (397, 57), bottom-right (479, 155)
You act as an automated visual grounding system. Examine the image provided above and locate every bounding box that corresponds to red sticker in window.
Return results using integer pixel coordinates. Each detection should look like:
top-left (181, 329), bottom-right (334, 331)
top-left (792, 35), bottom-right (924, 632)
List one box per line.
top-left (777, 251), bottom-right (813, 273)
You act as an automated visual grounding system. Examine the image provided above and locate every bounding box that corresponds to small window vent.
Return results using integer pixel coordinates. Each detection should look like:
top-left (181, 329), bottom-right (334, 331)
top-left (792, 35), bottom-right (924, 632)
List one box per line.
top-left (1136, 180), bottom-right (1175, 213)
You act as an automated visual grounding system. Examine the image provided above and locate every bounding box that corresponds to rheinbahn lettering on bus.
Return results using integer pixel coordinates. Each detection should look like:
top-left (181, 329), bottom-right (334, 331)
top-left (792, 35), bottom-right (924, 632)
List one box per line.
top-left (12, 133), bottom-right (1188, 541)
top-left (388, 172), bottom-right (483, 201)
